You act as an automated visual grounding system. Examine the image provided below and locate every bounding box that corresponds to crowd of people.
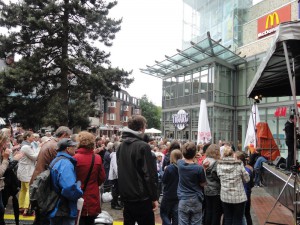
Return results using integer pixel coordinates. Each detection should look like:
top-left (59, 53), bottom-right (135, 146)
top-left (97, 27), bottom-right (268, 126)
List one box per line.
top-left (0, 115), bottom-right (270, 225)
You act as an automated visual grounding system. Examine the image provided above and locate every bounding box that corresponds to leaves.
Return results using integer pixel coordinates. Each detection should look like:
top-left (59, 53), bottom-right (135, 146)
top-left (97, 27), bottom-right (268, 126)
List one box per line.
top-left (140, 95), bottom-right (161, 130)
top-left (0, 0), bottom-right (133, 129)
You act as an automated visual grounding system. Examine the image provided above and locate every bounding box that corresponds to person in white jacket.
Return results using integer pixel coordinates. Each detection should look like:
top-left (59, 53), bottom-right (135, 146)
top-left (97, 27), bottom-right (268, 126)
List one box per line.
top-left (108, 141), bottom-right (122, 210)
top-left (17, 131), bottom-right (39, 216)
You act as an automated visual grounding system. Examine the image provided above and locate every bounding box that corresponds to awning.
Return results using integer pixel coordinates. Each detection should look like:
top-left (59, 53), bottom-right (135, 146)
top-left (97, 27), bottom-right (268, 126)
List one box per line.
top-left (140, 32), bottom-right (246, 78)
top-left (247, 21), bottom-right (300, 98)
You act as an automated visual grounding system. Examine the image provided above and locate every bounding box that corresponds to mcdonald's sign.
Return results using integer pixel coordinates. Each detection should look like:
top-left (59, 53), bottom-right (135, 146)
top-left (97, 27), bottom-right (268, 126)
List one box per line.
top-left (257, 4), bottom-right (291, 39)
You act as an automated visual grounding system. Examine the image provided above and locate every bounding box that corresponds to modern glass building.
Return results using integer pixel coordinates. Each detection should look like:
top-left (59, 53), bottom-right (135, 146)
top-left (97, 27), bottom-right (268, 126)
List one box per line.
top-left (141, 0), bottom-right (299, 156)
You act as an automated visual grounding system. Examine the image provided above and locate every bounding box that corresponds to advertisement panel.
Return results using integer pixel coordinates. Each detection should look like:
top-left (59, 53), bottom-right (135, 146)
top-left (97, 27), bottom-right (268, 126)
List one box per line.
top-left (257, 4), bottom-right (291, 39)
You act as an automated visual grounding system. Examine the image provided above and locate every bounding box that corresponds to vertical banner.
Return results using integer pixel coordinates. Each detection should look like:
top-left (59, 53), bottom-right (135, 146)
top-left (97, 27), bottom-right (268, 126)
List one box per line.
top-left (197, 99), bottom-right (211, 145)
top-left (244, 104), bottom-right (260, 149)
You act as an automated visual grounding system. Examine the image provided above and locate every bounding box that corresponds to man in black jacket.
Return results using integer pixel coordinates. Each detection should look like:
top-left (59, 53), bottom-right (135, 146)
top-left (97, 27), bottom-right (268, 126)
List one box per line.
top-left (117, 115), bottom-right (158, 225)
top-left (284, 115), bottom-right (295, 170)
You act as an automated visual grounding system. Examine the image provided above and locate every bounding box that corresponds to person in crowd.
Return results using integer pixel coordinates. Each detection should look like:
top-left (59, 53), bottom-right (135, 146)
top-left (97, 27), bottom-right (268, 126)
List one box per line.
top-left (253, 155), bottom-right (267, 187)
top-left (235, 151), bottom-right (254, 225)
top-left (203, 144), bottom-right (222, 225)
top-left (217, 147), bottom-right (250, 225)
top-left (108, 141), bottom-right (122, 210)
top-left (31, 133), bottom-right (40, 152)
top-left (30, 126), bottom-right (72, 225)
top-left (197, 143), bottom-right (210, 166)
top-left (220, 141), bottom-right (230, 158)
top-left (103, 142), bottom-right (113, 193)
top-left (248, 148), bottom-right (261, 168)
top-left (177, 142), bottom-right (206, 225)
top-left (49, 138), bottom-right (83, 225)
top-left (74, 131), bottom-right (106, 225)
top-left (17, 131), bottom-right (39, 216)
top-left (0, 131), bottom-right (21, 225)
top-left (162, 141), bottom-right (180, 171)
top-left (2, 135), bottom-right (24, 225)
top-left (117, 115), bottom-right (158, 225)
top-left (160, 149), bottom-right (182, 225)
top-left (155, 152), bottom-right (164, 198)
top-left (284, 114), bottom-right (295, 170)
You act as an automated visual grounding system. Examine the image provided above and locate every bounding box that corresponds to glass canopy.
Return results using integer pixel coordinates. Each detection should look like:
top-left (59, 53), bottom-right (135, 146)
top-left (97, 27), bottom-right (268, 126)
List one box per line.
top-left (140, 33), bottom-right (246, 78)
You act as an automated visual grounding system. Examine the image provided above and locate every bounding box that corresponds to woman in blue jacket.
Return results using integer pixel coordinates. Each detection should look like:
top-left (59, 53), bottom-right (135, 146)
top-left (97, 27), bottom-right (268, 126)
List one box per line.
top-left (49, 138), bottom-right (83, 225)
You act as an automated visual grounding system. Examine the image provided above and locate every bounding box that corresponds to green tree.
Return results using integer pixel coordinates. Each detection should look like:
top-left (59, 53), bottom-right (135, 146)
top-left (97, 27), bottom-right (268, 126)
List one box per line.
top-left (140, 95), bottom-right (161, 130)
top-left (0, 0), bottom-right (133, 129)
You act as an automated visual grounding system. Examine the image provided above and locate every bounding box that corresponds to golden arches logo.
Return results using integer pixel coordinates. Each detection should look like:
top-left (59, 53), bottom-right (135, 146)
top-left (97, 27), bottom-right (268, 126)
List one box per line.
top-left (265, 12), bottom-right (280, 29)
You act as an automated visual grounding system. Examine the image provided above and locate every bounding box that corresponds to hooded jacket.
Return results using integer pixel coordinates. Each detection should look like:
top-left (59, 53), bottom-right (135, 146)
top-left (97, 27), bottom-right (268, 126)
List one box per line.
top-left (49, 152), bottom-right (83, 218)
top-left (217, 157), bottom-right (250, 204)
top-left (117, 127), bottom-right (158, 202)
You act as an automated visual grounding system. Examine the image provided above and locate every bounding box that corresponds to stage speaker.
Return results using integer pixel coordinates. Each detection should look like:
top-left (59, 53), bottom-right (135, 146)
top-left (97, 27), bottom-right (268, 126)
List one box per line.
top-left (273, 156), bottom-right (286, 167)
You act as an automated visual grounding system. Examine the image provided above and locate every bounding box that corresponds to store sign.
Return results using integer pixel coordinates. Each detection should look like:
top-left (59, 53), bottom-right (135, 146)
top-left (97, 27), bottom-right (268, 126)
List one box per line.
top-left (172, 110), bottom-right (189, 130)
top-left (257, 4), bottom-right (291, 39)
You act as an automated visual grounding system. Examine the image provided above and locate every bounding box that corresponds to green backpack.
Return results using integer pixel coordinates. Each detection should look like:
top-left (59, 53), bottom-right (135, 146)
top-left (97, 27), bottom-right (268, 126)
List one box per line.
top-left (29, 156), bottom-right (67, 215)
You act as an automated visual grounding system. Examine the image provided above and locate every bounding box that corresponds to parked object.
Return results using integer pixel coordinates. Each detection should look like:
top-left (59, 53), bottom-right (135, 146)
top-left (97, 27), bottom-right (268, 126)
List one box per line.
top-left (94, 211), bottom-right (113, 225)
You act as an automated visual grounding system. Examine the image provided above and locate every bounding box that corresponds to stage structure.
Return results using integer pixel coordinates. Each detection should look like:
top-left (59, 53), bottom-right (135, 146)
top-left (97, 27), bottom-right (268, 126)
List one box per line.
top-left (247, 21), bottom-right (300, 225)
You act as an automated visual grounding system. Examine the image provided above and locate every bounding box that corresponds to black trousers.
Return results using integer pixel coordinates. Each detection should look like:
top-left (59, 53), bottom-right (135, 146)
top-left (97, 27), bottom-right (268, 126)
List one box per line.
top-left (204, 195), bottom-right (222, 225)
top-left (123, 199), bottom-right (155, 225)
top-left (286, 140), bottom-right (294, 170)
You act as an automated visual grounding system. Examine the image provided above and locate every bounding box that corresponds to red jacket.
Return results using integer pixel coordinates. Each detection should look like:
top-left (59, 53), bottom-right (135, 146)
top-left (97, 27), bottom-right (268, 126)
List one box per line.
top-left (74, 148), bottom-right (106, 216)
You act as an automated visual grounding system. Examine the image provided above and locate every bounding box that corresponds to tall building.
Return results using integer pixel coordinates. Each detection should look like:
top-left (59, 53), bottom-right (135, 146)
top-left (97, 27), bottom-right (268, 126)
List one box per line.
top-left (141, 0), bottom-right (298, 156)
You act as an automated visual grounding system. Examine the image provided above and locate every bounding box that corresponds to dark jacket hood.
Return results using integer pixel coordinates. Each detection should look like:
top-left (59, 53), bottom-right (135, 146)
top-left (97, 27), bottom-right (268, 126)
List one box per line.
top-left (121, 127), bottom-right (144, 144)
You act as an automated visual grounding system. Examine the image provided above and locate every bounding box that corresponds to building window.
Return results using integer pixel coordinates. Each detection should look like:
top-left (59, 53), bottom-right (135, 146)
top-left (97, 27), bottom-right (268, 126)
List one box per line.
top-left (108, 113), bottom-right (116, 120)
top-left (109, 101), bottom-right (116, 107)
top-left (134, 109), bottom-right (140, 115)
top-left (122, 116), bottom-right (128, 122)
top-left (123, 105), bottom-right (129, 111)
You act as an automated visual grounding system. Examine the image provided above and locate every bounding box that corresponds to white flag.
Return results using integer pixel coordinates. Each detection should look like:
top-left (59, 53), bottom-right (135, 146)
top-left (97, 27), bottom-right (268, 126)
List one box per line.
top-left (197, 99), bottom-right (211, 145)
top-left (244, 104), bottom-right (260, 149)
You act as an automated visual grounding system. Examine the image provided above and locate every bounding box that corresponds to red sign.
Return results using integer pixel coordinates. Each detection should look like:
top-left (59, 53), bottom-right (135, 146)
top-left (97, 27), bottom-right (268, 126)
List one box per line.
top-left (257, 4), bottom-right (291, 39)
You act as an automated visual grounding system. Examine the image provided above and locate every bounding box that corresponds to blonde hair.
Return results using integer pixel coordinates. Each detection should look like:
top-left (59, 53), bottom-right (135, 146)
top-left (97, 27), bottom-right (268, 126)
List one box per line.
top-left (170, 149), bottom-right (182, 164)
top-left (77, 131), bottom-right (95, 150)
top-left (223, 146), bottom-right (234, 157)
top-left (206, 144), bottom-right (221, 160)
top-left (0, 131), bottom-right (8, 146)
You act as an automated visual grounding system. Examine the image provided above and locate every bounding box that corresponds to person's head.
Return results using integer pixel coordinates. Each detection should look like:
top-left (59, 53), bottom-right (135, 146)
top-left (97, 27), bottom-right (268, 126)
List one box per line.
top-left (1, 128), bottom-right (11, 138)
top-left (168, 141), bottom-right (180, 153)
top-left (155, 152), bottom-right (163, 162)
top-left (0, 130), bottom-right (9, 150)
top-left (170, 149), bottom-right (182, 164)
top-left (128, 115), bottom-right (147, 132)
top-left (76, 131), bottom-right (95, 150)
top-left (113, 141), bottom-right (121, 151)
top-left (181, 142), bottom-right (197, 160)
top-left (106, 142), bottom-right (114, 152)
top-left (23, 131), bottom-right (34, 143)
top-left (290, 115), bottom-right (295, 123)
top-left (223, 146), bottom-right (234, 158)
top-left (55, 126), bottom-right (72, 139)
top-left (235, 151), bottom-right (246, 165)
top-left (16, 134), bottom-right (23, 144)
top-left (57, 138), bottom-right (78, 156)
top-left (33, 133), bottom-right (40, 141)
top-left (206, 144), bottom-right (221, 160)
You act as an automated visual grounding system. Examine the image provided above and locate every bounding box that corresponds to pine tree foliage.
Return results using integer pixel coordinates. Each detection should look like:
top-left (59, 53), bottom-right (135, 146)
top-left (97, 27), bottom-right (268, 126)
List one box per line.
top-left (0, 0), bottom-right (133, 128)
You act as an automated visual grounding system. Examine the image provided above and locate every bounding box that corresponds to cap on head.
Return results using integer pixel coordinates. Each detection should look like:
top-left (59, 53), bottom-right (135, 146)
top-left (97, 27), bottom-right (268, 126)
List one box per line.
top-left (57, 138), bottom-right (78, 151)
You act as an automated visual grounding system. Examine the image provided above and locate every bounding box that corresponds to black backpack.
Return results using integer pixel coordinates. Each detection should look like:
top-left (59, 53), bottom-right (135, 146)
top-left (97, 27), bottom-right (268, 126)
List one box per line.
top-left (3, 160), bottom-right (20, 196)
top-left (29, 156), bottom-right (67, 215)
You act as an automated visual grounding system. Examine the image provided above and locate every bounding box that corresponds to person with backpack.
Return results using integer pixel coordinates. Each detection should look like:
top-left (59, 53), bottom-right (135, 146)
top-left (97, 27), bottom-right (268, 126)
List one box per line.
top-left (30, 126), bottom-right (72, 225)
top-left (49, 138), bottom-right (83, 225)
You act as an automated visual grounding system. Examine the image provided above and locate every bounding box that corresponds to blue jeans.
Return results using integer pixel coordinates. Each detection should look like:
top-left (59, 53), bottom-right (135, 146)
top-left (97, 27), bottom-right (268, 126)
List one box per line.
top-left (222, 201), bottom-right (246, 225)
top-left (254, 156), bottom-right (267, 186)
top-left (50, 216), bottom-right (76, 225)
top-left (160, 198), bottom-right (178, 225)
top-left (178, 197), bottom-right (202, 225)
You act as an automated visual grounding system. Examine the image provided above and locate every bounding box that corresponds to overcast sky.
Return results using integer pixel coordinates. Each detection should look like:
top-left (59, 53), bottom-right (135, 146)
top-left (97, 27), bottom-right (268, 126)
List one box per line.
top-left (109, 0), bottom-right (183, 106)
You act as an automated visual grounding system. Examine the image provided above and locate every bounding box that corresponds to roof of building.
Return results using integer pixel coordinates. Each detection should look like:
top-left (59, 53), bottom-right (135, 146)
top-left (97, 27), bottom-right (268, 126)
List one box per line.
top-left (140, 32), bottom-right (246, 79)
